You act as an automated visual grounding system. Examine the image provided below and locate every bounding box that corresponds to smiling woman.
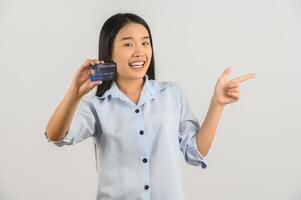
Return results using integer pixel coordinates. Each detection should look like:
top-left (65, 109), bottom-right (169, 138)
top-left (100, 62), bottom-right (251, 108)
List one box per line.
top-left (96, 13), bottom-right (155, 99)
top-left (111, 22), bottom-right (153, 103)
top-left (43, 12), bottom-right (256, 200)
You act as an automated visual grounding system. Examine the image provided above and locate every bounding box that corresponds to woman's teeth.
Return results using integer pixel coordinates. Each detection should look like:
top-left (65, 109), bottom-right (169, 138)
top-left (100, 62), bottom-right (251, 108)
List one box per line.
top-left (129, 61), bottom-right (144, 68)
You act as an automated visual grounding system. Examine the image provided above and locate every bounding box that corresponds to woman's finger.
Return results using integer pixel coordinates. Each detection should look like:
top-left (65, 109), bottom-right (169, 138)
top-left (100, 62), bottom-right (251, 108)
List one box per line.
top-left (232, 73), bottom-right (256, 83)
top-left (78, 58), bottom-right (102, 72)
top-left (89, 80), bottom-right (102, 89)
top-left (227, 91), bottom-right (239, 99)
top-left (78, 59), bottom-right (93, 72)
top-left (89, 59), bottom-right (97, 66)
top-left (219, 67), bottom-right (232, 80)
top-left (85, 80), bottom-right (102, 94)
top-left (227, 80), bottom-right (240, 89)
top-left (92, 59), bottom-right (100, 65)
top-left (227, 87), bottom-right (240, 93)
top-left (78, 79), bottom-right (99, 95)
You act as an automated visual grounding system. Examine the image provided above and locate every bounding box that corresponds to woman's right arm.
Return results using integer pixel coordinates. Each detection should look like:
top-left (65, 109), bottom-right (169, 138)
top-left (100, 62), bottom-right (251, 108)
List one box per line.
top-left (45, 59), bottom-right (103, 141)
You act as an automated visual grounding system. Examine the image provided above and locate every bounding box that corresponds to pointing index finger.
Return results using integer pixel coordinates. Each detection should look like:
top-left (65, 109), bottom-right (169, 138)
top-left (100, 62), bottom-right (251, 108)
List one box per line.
top-left (233, 73), bottom-right (257, 83)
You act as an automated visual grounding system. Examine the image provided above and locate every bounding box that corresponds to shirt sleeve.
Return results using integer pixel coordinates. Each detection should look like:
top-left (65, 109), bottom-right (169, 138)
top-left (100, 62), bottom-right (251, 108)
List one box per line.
top-left (44, 97), bottom-right (99, 147)
top-left (178, 85), bottom-right (208, 169)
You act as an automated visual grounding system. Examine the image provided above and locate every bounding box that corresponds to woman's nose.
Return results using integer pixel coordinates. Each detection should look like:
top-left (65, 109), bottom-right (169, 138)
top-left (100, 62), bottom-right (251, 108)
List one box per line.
top-left (132, 49), bottom-right (145, 58)
top-left (132, 44), bottom-right (145, 56)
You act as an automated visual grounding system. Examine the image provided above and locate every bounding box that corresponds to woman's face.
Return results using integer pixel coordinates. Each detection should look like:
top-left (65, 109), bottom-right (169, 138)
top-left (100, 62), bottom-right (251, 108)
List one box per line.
top-left (111, 22), bottom-right (152, 81)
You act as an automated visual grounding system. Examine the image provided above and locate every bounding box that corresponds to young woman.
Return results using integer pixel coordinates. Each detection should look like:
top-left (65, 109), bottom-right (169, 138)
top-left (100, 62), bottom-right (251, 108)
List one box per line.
top-left (44, 13), bottom-right (256, 200)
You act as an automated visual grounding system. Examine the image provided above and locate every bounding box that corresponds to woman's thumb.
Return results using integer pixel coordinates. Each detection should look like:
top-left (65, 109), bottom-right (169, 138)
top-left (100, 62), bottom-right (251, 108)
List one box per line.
top-left (90, 81), bottom-right (102, 90)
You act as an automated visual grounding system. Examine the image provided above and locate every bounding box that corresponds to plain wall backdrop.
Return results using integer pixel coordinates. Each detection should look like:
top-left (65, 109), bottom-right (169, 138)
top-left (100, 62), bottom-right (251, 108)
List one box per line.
top-left (0, 0), bottom-right (300, 199)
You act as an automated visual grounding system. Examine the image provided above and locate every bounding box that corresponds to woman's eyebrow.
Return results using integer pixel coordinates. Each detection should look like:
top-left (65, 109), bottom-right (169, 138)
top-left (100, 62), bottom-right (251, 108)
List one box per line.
top-left (121, 36), bottom-right (150, 41)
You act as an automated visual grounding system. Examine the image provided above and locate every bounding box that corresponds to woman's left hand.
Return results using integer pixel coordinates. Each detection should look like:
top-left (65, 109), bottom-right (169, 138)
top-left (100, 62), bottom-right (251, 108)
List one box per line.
top-left (212, 67), bottom-right (256, 106)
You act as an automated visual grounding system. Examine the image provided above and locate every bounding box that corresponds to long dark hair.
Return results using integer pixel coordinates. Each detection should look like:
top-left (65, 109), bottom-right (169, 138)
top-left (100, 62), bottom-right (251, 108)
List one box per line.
top-left (95, 13), bottom-right (156, 97)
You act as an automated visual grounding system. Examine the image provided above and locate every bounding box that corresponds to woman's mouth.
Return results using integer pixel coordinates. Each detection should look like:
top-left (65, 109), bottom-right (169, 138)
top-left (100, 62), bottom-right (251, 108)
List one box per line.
top-left (129, 61), bottom-right (145, 69)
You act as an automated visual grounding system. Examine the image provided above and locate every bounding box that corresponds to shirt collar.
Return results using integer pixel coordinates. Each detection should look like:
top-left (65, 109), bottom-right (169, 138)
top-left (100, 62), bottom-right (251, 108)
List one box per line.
top-left (96, 74), bottom-right (167, 106)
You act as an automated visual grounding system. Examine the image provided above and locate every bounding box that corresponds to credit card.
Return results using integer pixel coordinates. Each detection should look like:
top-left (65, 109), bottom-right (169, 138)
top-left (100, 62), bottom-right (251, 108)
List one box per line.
top-left (89, 62), bottom-right (117, 81)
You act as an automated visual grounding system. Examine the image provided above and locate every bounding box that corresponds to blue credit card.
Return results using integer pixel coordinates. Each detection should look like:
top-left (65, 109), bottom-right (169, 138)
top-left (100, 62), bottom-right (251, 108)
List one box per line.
top-left (89, 62), bottom-right (117, 81)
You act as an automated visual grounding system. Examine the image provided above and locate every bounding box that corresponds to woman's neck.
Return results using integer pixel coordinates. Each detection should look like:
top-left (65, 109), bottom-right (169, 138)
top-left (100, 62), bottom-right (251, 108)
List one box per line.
top-left (116, 76), bottom-right (145, 98)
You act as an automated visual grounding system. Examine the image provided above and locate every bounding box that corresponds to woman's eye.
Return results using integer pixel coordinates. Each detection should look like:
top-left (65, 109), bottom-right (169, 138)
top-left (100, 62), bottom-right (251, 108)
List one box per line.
top-left (124, 43), bottom-right (133, 47)
top-left (143, 42), bottom-right (150, 46)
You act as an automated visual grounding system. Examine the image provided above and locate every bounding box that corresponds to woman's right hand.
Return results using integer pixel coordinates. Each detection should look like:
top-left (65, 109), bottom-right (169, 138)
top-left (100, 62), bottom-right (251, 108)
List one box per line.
top-left (69, 59), bottom-right (103, 98)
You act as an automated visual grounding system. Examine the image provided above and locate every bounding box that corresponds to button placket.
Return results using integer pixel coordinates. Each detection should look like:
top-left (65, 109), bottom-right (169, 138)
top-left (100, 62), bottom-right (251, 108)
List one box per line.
top-left (134, 106), bottom-right (151, 196)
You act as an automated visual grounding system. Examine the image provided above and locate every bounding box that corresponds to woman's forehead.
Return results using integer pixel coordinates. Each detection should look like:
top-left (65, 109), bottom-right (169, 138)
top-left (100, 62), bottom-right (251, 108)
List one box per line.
top-left (117, 23), bottom-right (149, 40)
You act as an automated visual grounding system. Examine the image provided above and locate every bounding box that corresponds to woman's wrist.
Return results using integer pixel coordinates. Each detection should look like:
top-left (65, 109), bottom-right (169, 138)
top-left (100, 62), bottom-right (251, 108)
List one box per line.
top-left (67, 86), bottom-right (82, 101)
top-left (211, 95), bottom-right (225, 109)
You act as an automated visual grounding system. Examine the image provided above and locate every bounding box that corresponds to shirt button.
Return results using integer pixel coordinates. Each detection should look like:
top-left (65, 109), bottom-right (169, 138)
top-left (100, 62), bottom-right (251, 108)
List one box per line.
top-left (142, 158), bottom-right (148, 163)
top-left (139, 130), bottom-right (144, 135)
top-left (144, 185), bottom-right (149, 190)
top-left (135, 109), bottom-right (140, 113)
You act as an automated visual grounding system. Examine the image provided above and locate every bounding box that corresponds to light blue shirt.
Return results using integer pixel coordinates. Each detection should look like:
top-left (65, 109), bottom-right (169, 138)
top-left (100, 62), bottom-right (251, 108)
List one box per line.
top-left (45, 75), bottom-right (207, 200)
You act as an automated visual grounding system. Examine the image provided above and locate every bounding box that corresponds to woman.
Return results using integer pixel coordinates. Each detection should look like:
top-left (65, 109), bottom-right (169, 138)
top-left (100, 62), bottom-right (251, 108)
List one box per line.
top-left (44, 13), bottom-right (256, 200)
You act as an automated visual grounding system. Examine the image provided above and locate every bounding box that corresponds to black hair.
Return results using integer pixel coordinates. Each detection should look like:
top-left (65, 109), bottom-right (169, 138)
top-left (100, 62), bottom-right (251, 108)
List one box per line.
top-left (95, 13), bottom-right (156, 97)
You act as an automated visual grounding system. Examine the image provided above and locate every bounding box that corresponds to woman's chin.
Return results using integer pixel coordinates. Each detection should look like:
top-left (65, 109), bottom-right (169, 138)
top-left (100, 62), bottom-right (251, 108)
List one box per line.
top-left (117, 72), bottom-right (146, 81)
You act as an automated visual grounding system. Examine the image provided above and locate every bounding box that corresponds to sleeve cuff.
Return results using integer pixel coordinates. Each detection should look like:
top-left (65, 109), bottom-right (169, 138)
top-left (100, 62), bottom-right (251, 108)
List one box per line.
top-left (44, 131), bottom-right (73, 147)
top-left (185, 135), bottom-right (208, 169)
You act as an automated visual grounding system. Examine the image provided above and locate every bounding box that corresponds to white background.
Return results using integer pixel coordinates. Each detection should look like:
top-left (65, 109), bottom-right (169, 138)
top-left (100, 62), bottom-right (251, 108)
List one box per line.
top-left (0, 0), bottom-right (300, 199)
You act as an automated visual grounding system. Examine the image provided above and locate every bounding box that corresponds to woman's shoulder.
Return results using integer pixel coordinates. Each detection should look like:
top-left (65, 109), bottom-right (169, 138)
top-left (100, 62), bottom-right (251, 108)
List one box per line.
top-left (148, 79), bottom-right (183, 97)
top-left (149, 79), bottom-right (181, 90)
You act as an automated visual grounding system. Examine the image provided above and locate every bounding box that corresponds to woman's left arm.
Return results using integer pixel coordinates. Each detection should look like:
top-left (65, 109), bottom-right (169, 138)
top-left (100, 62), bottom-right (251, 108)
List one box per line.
top-left (196, 67), bottom-right (256, 156)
